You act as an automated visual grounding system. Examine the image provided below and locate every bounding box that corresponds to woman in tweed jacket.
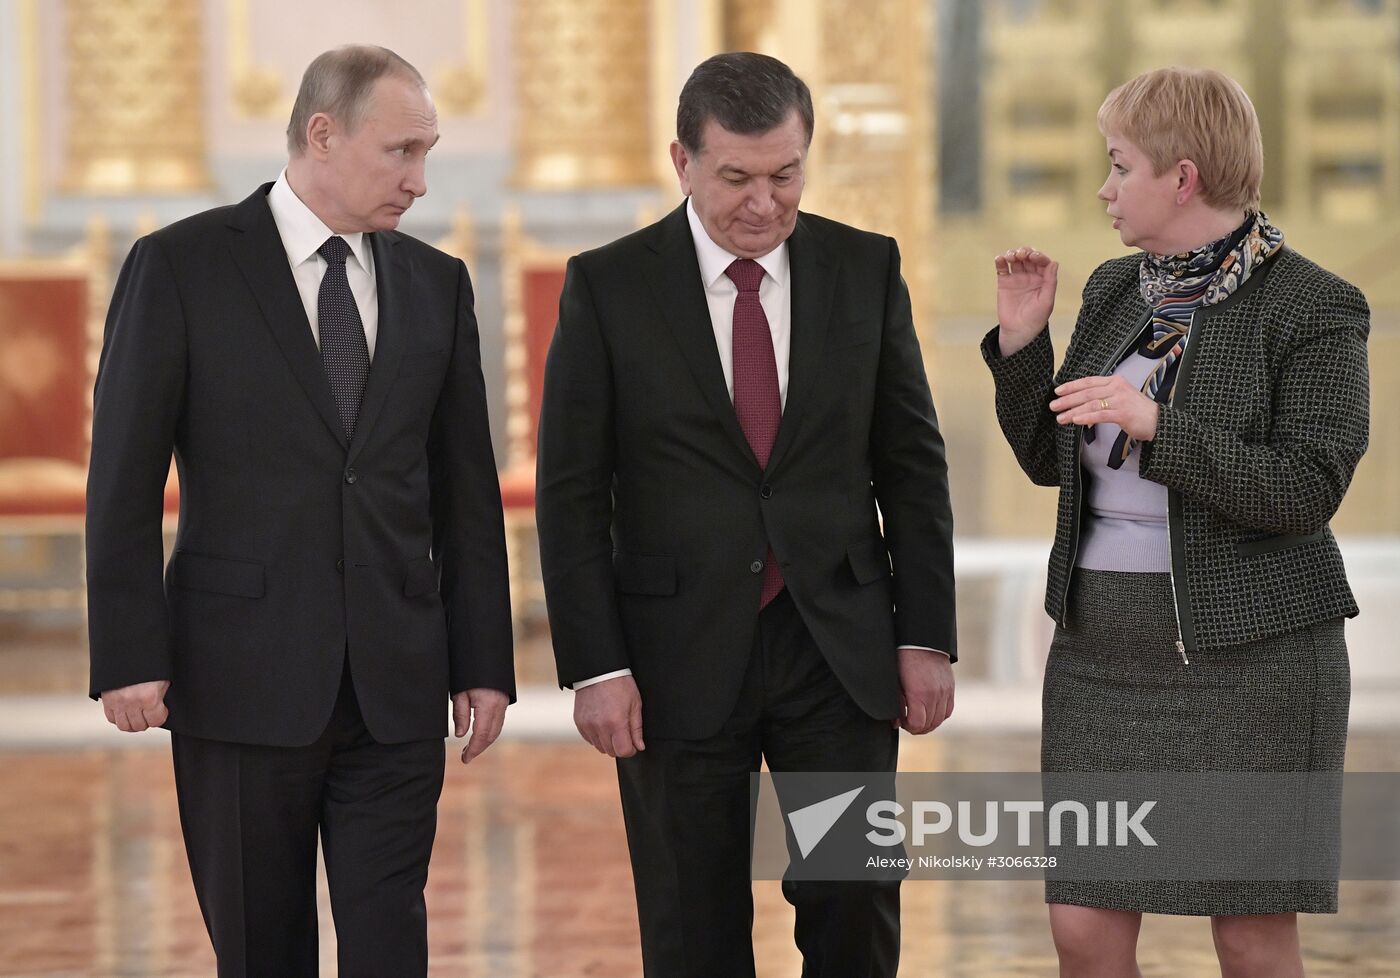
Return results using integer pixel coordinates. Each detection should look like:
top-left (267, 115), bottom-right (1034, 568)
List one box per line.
top-left (984, 67), bottom-right (1369, 977)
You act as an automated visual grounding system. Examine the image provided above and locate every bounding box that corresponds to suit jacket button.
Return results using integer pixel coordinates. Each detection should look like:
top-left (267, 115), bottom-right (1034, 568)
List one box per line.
top-left (344, 468), bottom-right (357, 485)
top-left (336, 558), bottom-right (344, 574)
top-left (760, 484), bottom-right (773, 499)
top-left (750, 559), bottom-right (764, 574)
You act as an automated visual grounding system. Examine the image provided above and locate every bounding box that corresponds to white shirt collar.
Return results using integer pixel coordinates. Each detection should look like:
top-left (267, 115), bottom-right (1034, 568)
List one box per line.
top-left (267, 168), bottom-right (372, 272)
top-left (685, 197), bottom-right (789, 290)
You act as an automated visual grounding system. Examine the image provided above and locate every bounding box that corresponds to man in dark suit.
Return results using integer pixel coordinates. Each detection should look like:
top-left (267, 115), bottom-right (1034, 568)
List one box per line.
top-left (85, 46), bottom-right (513, 978)
top-left (537, 52), bottom-right (957, 977)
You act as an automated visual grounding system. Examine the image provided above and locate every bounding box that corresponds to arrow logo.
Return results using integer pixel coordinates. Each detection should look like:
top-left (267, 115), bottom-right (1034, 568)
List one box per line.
top-left (786, 786), bottom-right (864, 858)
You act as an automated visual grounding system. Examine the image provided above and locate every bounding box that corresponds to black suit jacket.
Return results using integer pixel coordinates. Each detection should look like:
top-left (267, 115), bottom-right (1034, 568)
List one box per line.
top-left (537, 204), bottom-right (955, 740)
top-left (86, 184), bottom-right (514, 747)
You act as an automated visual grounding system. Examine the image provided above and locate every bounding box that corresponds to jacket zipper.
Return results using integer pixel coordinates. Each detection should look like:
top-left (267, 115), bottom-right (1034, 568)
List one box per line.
top-left (1164, 308), bottom-right (1205, 665)
top-left (1060, 311), bottom-right (1151, 627)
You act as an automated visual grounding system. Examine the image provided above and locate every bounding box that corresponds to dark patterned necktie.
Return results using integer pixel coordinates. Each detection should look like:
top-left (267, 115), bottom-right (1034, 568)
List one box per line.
top-left (725, 258), bottom-right (785, 608)
top-left (317, 235), bottom-right (370, 441)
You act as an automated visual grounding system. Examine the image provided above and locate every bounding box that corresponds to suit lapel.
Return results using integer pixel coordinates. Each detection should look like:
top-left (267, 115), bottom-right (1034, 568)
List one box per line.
top-left (646, 204), bottom-right (759, 468)
top-left (766, 213), bottom-right (836, 476)
top-left (226, 185), bottom-right (347, 449)
top-left (347, 230), bottom-right (410, 464)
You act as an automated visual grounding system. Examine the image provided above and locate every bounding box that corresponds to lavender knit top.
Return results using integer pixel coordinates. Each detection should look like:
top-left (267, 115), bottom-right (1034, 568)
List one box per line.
top-left (1076, 350), bottom-right (1171, 573)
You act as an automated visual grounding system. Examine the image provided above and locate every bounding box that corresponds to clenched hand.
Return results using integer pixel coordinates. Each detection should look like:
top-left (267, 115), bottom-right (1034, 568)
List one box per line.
top-left (100, 680), bottom-right (171, 732)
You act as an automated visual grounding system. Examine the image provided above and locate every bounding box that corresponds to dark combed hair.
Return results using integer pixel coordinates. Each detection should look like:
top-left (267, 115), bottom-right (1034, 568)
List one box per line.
top-left (286, 45), bottom-right (425, 155)
top-left (676, 52), bottom-right (814, 154)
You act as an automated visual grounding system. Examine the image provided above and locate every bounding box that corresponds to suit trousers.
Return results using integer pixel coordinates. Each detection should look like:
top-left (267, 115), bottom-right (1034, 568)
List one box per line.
top-left (617, 589), bottom-right (900, 978)
top-left (171, 664), bottom-right (445, 978)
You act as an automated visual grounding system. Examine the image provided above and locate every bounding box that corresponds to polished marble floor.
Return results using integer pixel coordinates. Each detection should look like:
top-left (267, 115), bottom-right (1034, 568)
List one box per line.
top-left (2, 731), bottom-right (1398, 978)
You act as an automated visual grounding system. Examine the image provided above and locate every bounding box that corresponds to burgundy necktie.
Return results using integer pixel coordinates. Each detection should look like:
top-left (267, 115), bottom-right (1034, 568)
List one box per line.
top-left (725, 258), bottom-right (784, 608)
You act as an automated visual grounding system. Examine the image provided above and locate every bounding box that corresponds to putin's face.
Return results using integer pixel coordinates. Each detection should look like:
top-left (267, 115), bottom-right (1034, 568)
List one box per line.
top-left (317, 75), bottom-right (439, 233)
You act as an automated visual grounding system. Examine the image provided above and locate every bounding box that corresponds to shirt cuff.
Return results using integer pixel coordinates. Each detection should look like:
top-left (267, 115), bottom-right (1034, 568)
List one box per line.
top-left (571, 668), bottom-right (633, 690)
top-left (897, 645), bottom-right (951, 658)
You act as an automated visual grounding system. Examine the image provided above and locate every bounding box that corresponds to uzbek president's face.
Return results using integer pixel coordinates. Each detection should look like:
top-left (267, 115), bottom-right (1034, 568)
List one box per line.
top-left (671, 110), bottom-right (807, 258)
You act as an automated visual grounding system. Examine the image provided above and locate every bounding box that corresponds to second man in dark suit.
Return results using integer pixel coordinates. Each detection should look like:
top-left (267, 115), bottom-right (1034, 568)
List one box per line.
top-left (537, 52), bottom-right (957, 977)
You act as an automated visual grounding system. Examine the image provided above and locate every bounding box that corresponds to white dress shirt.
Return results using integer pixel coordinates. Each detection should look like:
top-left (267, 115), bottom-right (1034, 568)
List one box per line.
top-left (266, 169), bottom-right (379, 360)
top-left (573, 201), bottom-right (944, 691)
top-left (687, 197), bottom-right (792, 408)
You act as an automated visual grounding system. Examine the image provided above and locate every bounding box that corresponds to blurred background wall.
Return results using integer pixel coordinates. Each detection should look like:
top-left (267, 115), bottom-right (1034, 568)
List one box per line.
top-left (0, 0), bottom-right (1396, 701)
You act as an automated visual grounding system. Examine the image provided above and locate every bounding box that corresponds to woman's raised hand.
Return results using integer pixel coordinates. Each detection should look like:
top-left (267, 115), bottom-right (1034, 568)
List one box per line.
top-left (994, 247), bottom-right (1058, 357)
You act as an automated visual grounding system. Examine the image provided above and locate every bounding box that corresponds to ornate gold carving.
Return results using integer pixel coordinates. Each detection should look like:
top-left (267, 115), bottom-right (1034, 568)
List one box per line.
top-left (434, 207), bottom-right (479, 266)
top-left (982, 0), bottom-right (1107, 227)
top-left (512, 0), bottom-right (655, 188)
top-left (226, 0), bottom-right (287, 118)
top-left (805, 0), bottom-right (937, 335)
top-left (1124, 0), bottom-right (1250, 81)
top-left (60, 0), bottom-right (211, 194)
top-left (227, 1), bottom-right (490, 119)
top-left (19, 0), bottom-right (40, 223)
top-left (722, 0), bottom-right (779, 51)
top-left (432, 1), bottom-right (491, 116)
top-left (1282, 0), bottom-right (1400, 220)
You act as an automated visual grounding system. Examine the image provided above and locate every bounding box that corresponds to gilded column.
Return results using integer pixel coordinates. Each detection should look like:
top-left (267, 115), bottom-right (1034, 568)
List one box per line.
top-left (61, 0), bottom-right (210, 193)
top-left (717, 0), bottom-right (934, 330)
top-left (512, 0), bottom-right (653, 189)
top-left (809, 0), bottom-right (936, 336)
top-left (722, 0), bottom-right (779, 51)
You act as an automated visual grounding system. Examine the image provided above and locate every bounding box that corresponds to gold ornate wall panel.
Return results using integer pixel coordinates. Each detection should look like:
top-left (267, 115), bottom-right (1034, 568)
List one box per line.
top-left (983, 0), bottom-right (1107, 228)
top-left (1123, 0), bottom-right (1251, 83)
top-left (805, 0), bottom-right (936, 331)
top-left (721, 0), bottom-right (779, 51)
top-left (225, 0), bottom-right (491, 119)
top-left (1282, 0), bottom-right (1400, 221)
top-left (60, 0), bottom-right (211, 194)
top-left (226, 0), bottom-right (285, 118)
top-left (511, 0), bottom-right (654, 189)
top-left (717, 0), bottom-right (935, 335)
top-left (431, 0), bottom-right (491, 116)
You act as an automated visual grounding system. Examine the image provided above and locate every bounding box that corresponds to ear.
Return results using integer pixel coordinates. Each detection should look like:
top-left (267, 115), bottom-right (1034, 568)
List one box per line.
top-left (1175, 159), bottom-right (1201, 206)
top-left (669, 140), bottom-right (693, 197)
top-left (305, 112), bottom-right (335, 161)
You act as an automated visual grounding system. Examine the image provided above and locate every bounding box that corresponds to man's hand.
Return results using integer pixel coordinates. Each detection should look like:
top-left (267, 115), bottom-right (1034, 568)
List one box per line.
top-left (574, 675), bottom-right (645, 758)
top-left (100, 680), bottom-right (171, 732)
top-left (453, 688), bottom-right (509, 764)
top-left (895, 650), bottom-right (954, 735)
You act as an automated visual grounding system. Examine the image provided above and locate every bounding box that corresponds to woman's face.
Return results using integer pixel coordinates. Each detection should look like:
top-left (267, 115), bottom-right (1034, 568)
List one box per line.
top-left (1098, 133), bottom-right (1183, 254)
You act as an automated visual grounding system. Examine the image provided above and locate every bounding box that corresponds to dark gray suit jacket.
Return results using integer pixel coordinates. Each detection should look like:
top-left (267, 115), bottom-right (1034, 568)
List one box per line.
top-left (537, 203), bottom-right (956, 740)
top-left (86, 184), bottom-right (514, 746)
top-left (983, 247), bottom-right (1369, 652)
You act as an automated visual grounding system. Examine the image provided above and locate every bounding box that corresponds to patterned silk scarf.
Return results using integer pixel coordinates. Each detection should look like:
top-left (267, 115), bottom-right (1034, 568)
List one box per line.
top-left (1088, 211), bottom-right (1285, 469)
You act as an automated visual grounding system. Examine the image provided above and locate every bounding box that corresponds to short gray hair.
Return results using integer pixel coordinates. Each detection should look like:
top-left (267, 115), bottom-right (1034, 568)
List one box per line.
top-left (286, 46), bottom-right (425, 155)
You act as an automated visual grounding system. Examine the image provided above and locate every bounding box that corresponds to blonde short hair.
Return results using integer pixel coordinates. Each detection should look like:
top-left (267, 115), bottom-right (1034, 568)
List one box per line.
top-left (1097, 66), bottom-right (1263, 212)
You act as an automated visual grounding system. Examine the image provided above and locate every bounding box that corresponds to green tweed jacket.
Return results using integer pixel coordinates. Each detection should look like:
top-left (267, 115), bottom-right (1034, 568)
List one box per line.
top-left (982, 247), bottom-right (1370, 654)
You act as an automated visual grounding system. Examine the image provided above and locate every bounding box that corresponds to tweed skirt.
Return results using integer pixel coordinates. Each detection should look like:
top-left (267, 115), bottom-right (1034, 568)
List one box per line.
top-left (1041, 569), bottom-right (1350, 915)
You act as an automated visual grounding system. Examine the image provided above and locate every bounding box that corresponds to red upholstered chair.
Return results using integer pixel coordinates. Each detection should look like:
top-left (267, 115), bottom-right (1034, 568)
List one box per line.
top-left (494, 207), bottom-right (576, 621)
top-left (0, 266), bottom-right (92, 522)
top-left (0, 221), bottom-right (180, 615)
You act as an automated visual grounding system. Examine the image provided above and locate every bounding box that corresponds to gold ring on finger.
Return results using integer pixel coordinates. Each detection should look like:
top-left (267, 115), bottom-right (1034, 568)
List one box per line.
top-left (1100, 398), bottom-right (1110, 410)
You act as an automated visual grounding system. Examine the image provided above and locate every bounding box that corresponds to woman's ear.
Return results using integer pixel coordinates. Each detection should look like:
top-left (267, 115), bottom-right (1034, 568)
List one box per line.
top-left (1175, 159), bottom-right (1201, 206)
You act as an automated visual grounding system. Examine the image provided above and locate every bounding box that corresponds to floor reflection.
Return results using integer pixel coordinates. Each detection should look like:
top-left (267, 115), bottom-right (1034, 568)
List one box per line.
top-left (1, 735), bottom-right (1397, 977)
